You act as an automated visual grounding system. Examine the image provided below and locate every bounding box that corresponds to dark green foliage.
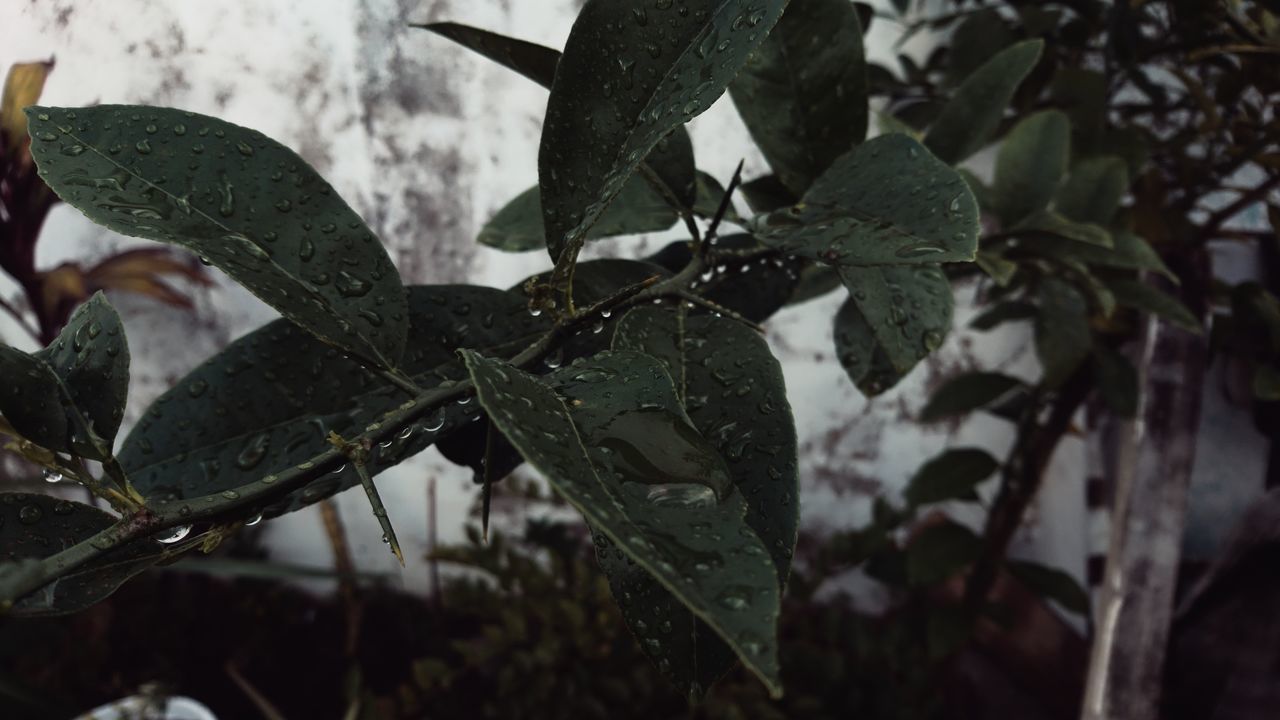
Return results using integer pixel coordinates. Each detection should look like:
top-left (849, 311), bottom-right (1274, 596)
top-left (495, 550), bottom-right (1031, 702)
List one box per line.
top-left (0, 493), bottom-right (160, 616)
top-left (25, 106), bottom-right (408, 370)
top-left (8, 0), bottom-right (1259, 706)
top-left (0, 293), bottom-right (128, 460)
top-left (729, 0), bottom-right (869, 195)
top-left (538, 0), bottom-right (787, 262)
top-left (924, 41), bottom-right (1043, 164)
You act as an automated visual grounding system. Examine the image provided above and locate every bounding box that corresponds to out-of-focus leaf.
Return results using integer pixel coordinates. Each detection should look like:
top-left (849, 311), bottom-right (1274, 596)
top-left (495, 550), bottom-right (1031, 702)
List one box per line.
top-left (538, 0), bottom-right (787, 262)
top-left (1054, 156), bottom-right (1129, 226)
top-left (1093, 345), bottom-right (1139, 417)
top-left (992, 110), bottom-right (1070, 223)
top-left (1106, 277), bottom-right (1201, 334)
top-left (924, 40), bottom-right (1044, 165)
top-left (1020, 231), bottom-right (1174, 280)
top-left (739, 174), bottom-right (797, 214)
top-left (920, 371), bottom-right (1025, 422)
top-left (27, 105), bottom-right (408, 370)
top-left (905, 521), bottom-right (982, 586)
top-left (729, 0), bottom-right (869, 195)
top-left (1013, 210), bottom-right (1113, 247)
top-left (1035, 277), bottom-right (1091, 387)
top-left (970, 300), bottom-right (1037, 330)
top-left (1, 60), bottom-right (53, 166)
top-left (945, 9), bottom-right (1014, 85)
top-left (1007, 560), bottom-right (1091, 616)
top-left (904, 448), bottom-right (1000, 508)
top-left (752, 134), bottom-right (979, 266)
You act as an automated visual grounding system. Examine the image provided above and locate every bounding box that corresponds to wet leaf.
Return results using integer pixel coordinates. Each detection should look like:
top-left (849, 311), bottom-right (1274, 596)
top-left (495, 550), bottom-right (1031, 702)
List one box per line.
top-left (728, 0), bottom-right (868, 195)
top-left (26, 105), bottom-right (408, 370)
top-left (738, 174), bottom-right (797, 214)
top-left (0, 493), bottom-right (161, 616)
top-left (420, 22), bottom-right (697, 210)
top-left (118, 286), bottom-right (545, 517)
top-left (538, 0), bottom-right (788, 262)
top-left (924, 40), bottom-right (1044, 165)
top-left (1035, 277), bottom-right (1092, 387)
top-left (920, 371), bottom-right (1026, 422)
top-left (833, 295), bottom-right (903, 396)
top-left (904, 448), bottom-right (999, 508)
top-left (992, 110), bottom-right (1070, 224)
top-left (647, 236), bottom-right (801, 322)
top-left (478, 179), bottom-right (678, 253)
top-left (751, 134), bottom-right (979, 266)
top-left (1054, 156), bottom-right (1129, 226)
top-left (0, 293), bottom-right (129, 460)
top-left (835, 264), bottom-right (953, 393)
top-left (1106, 277), bottom-right (1201, 334)
top-left (461, 350), bottom-right (784, 698)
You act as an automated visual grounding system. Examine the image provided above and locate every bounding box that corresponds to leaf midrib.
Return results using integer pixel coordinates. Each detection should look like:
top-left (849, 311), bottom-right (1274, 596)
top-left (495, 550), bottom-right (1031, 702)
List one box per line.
top-left (48, 116), bottom-right (394, 369)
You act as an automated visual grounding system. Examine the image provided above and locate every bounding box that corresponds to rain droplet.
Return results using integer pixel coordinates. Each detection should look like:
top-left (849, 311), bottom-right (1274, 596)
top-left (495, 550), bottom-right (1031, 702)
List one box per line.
top-left (158, 525), bottom-right (192, 544)
top-left (19, 505), bottom-right (43, 524)
top-left (42, 468), bottom-right (63, 484)
top-left (245, 513), bottom-right (263, 526)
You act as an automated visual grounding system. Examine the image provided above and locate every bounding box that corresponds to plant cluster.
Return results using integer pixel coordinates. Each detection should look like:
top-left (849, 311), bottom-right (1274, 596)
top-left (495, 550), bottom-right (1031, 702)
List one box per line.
top-left (1, 0), bottom-right (1276, 707)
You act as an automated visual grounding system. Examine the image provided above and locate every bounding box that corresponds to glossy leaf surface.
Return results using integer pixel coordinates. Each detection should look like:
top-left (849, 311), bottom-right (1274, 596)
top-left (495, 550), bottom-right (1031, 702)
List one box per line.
top-left (992, 110), bottom-right (1070, 223)
top-left (27, 105), bottom-right (408, 369)
top-left (0, 493), bottom-right (160, 616)
top-left (729, 0), bottom-right (868, 195)
top-left (538, 0), bottom-right (787, 261)
top-left (751, 134), bottom-right (979, 266)
top-left (478, 179), bottom-right (678, 253)
top-left (462, 349), bottom-right (783, 697)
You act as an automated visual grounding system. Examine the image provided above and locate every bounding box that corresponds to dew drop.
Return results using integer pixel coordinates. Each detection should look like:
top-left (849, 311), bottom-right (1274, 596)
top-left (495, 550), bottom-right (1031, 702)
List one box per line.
top-left (42, 468), bottom-right (63, 484)
top-left (157, 525), bottom-right (192, 544)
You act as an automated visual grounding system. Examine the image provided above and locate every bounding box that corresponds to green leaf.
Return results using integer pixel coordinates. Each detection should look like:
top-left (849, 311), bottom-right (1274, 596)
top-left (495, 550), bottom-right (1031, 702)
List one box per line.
top-left (905, 521), bottom-right (982, 586)
top-left (538, 0), bottom-right (788, 262)
top-left (975, 250), bottom-right (1019, 286)
top-left (692, 171), bottom-right (740, 222)
top-left (1020, 230), bottom-right (1174, 280)
top-left (1007, 560), bottom-right (1090, 616)
top-left (118, 286), bottom-right (545, 516)
top-left (728, 0), bottom-right (869, 195)
top-left (416, 22), bottom-right (559, 86)
top-left (0, 293), bottom-right (128, 460)
top-left (787, 263), bottom-right (843, 306)
top-left (0, 494), bottom-right (160, 616)
top-left (920, 371), bottom-right (1025, 422)
top-left (838, 264), bottom-right (953, 382)
top-left (613, 306), bottom-right (799, 582)
top-left (479, 179), bottom-right (678, 252)
top-left (1013, 210), bottom-right (1113, 247)
top-left (904, 448), bottom-right (1000, 508)
top-left (924, 40), bottom-right (1044, 165)
top-left (1106, 277), bottom-right (1201, 334)
top-left (436, 260), bottom-right (670, 482)
top-left (739, 174), bottom-right (798, 214)
top-left (833, 295), bottom-right (904, 396)
top-left (1092, 345), bottom-right (1139, 417)
top-left (1035, 277), bottom-right (1091, 387)
top-left (461, 349), bottom-right (784, 698)
top-left (26, 106), bottom-right (408, 369)
top-left (422, 22), bottom-right (698, 212)
top-left (1054, 156), bottom-right (1129, 226)
top-left (970, 300), bottom-right (1037, 331)
top-left (610, 308), bottom-right (798, 696)
top-left (751, 134), bottom-right (980, 265)
top-left (945, 9), bottom-right (1015, 86)
top-left (992, 110), bottom-right (1070, 224)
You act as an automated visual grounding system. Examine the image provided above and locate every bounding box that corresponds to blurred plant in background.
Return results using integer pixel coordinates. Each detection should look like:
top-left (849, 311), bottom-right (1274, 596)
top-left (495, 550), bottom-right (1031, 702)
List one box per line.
top-left (0, 60), bottom-right (208, 346)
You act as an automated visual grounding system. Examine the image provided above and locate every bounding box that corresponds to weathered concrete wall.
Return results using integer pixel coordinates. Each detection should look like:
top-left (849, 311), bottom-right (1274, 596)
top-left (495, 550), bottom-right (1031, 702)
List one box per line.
top-left (0, 0), bottom-right (1090, 601)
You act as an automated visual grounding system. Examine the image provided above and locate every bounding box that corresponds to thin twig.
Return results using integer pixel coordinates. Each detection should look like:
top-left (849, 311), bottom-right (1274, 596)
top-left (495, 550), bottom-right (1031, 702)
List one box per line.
top-left (226, 663), bottom-right (288, 720)
top-left (0, 295), bottom-right (42, 344)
